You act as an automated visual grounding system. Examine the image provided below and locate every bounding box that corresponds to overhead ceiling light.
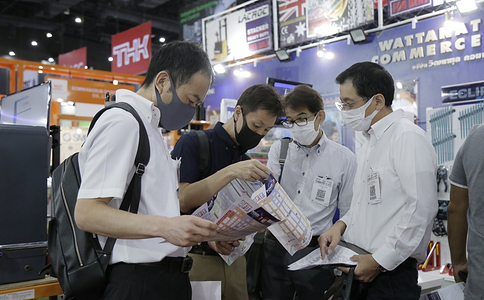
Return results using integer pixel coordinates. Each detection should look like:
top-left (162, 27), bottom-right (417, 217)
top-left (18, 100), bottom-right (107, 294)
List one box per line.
top-left (108, 56), bottom-right (113, 62)
top-left (213, 64), bottom-right (226, 74)
top-left (75, 17), bottom-right (82, 23)
top-left (349, 29), bottom-right (368, 44)
top-left (31, 41), bottom-right (38, 46)
top-left (233, 67), bottom-right (250, 78)
top-left (64, 9), bottom-right (70, 15)
top-left (9, 51), bottom-right (15, 56)
top-left (456, 0), bottom-right (480, 15)
top-left (396, 81), bottom-right (403, 89)
top-left (275, 49), bottom-right (291, 62)
top-left (159, 37), bottom-right (166, 43)
top-left (48, 57), bottom-right (54, 63)
top-left (38, 70), bottom-right (43, 74)
top-left (46, 32), bottom-right (53, 38)
top-left (38, 66), bottom-right (43, 69)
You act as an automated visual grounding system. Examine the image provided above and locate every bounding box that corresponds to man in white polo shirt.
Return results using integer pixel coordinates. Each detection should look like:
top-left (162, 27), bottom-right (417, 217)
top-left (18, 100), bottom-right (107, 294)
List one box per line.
top-left (74, 41), bottom-right (217, 300)
top-left (319, 62), bottom-right (438, 300)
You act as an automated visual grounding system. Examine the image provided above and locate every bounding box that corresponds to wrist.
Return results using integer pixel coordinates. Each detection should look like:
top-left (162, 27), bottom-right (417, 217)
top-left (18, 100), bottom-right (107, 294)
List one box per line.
top-left (376, 264), bottom-right (388, 273)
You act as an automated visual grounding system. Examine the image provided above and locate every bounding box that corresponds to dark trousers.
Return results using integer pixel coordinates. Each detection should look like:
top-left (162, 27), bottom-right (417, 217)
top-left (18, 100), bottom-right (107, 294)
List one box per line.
top-left (76, 262), bottom-right (192, 300)
top-left (260, 236), bottom-right (335, 300)
top-left (355, 258), bottom-right (421, 300)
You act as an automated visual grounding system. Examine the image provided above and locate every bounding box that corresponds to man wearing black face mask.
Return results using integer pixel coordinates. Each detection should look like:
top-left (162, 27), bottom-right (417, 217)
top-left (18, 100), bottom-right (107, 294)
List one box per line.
top-left (171, 84), bottom-right (283, 300)
top-left (74, 41), bottom-right (218, 300)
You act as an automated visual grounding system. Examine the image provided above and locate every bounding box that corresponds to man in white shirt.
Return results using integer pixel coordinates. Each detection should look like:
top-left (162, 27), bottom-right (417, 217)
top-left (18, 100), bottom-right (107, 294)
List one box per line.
top-left (261, 85), bottom-right (356, 300)
top-left (74, 41), bottom-right (218, 300)
top-left (319, 62), bottom-right (438, 300)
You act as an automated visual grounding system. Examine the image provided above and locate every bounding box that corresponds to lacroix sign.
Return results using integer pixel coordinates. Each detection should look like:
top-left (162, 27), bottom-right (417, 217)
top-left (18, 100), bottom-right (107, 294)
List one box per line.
top-left (58, 46), bottom-right (87, 69)
top-left (111, 21), bottom-right (152, 75)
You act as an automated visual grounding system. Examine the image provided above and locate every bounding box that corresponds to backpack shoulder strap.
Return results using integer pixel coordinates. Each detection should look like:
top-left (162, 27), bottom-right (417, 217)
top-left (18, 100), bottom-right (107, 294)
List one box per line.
top-left (278, 137), bottom-right (293, 182)
top-left (194, 130), bottom-right (210, 174)
top-left (88, 102), bottom-right (150, 253)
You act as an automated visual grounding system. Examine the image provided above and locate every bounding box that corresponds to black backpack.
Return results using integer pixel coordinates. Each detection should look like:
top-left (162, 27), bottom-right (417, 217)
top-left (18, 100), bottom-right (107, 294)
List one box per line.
top-left (48, 102), bottom-right (150, 299)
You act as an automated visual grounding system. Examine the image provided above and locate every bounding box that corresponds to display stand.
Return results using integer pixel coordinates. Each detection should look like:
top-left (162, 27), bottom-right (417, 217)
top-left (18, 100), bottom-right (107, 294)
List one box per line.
top-left (0, 276), bottom-right (62, 300)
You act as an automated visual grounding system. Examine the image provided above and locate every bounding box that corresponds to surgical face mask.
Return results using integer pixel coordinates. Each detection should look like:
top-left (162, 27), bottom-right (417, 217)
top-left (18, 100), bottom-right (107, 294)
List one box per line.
top-left (341, 96), bottom-right (379, 132)
top-left (234, 113), bottom-right (264, 153)
top-left (290, 119), bottom-right (319, 146)
top-left (155, 74), bottom-right (195, 130)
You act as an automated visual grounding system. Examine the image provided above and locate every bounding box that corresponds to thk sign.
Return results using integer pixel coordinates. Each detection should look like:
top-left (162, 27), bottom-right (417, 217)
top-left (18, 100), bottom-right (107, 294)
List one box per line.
top-left (111, 21), bottom-right (152, 75)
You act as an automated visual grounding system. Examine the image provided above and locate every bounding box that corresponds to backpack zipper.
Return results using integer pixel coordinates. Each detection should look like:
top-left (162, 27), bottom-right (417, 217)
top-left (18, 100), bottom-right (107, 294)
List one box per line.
top-left (60, 162), bottom-right (84, 267)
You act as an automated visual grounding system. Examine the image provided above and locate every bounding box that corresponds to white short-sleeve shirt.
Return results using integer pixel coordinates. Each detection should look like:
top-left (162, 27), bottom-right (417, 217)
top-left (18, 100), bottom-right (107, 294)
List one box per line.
top-left (78, 89), bottom-right (188, 264)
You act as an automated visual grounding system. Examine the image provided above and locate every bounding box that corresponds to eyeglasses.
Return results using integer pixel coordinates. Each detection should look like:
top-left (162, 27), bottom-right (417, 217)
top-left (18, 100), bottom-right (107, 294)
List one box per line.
top-left (335, 98), bottom-right (366, 111)
top-left (281, 112), bottom-right (318, 128)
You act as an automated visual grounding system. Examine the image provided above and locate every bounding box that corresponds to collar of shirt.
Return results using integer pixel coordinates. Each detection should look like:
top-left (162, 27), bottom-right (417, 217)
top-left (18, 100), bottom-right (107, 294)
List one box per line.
top-left (115, 89), bottom-right (160, 127)
top-left (293, 129), bottom-right (327, 155)
top-left (364, 109), bottom-right (405, 141)
top-left (214, 122), bottom-right (239, 155)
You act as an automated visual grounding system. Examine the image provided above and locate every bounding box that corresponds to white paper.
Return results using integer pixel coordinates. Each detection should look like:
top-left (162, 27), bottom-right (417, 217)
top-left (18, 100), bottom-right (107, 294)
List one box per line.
top-left (288, 245), bottom-right (358, 271)
top-left (191, 281), bottom-right (222, 300)
top-left (419, 282), bottom-right (465, 300)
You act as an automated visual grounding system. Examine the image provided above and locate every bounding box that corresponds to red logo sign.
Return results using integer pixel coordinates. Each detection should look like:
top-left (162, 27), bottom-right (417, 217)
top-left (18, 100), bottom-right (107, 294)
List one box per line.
top-left (111, 21), bottom-right (152, 75)
top-left (58, 47), bottom-right (87, 69)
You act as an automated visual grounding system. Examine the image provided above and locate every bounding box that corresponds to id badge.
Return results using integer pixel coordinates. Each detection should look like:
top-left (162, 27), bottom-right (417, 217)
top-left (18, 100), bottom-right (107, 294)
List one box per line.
top-left (367, 170), bottom-right (381, 204)
top-left (310, 175), bottom-right (333, 207)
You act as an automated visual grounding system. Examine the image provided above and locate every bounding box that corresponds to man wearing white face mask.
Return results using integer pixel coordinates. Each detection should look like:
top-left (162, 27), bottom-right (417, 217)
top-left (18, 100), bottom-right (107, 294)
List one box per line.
top-left (261, 85), bottom-right (357, 300)
top-left (319, 62), bottom-right (438, 300)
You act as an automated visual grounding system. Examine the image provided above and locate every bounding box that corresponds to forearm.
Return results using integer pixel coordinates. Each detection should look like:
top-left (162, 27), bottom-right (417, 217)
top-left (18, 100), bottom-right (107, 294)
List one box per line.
top-left (448, 187), bottom-right (469, 265)
top-left (75, 198), bottom-right (167, 239)
top-left (333, 220), bottom-right (347, 236)
top-left (179, 166), bottom-right (236, 213)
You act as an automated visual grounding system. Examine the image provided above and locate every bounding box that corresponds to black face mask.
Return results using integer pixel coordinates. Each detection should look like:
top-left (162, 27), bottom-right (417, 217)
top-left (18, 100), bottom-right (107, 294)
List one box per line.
top-left (234, 113), bottom-right (264, 153)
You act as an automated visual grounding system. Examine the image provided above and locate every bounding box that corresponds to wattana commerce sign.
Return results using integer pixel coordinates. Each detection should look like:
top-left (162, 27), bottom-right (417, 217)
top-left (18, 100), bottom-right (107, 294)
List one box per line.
top-left (111, 21), bottom-right (152, 75)
top-left (371, 15), bottom-right (483, 70)
top-left (58, 47), bottom-right (87, 69)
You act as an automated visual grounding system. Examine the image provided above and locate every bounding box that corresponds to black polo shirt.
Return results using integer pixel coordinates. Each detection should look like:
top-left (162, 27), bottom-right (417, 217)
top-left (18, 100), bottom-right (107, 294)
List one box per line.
top-left (171, 122), bottom-right (249, 185)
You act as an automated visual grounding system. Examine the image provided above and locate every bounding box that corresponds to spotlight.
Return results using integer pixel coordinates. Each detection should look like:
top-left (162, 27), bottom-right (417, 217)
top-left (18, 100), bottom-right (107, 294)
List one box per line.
top-left (444, 10), bottom-right (458, 30)
top-left (456, 0), bottom-right (480, 15)
top-left (75, 17), bottom-right (82, 23)
top-left (48, 57), bottom-right (54, 63)
top-left (9, 51), bottom-right (15, 56)
top-left (349, 29), bottom-right (368, 44)
top-left (159, 37), bottom-right (166, 43)
top-left (213, 64), bottom-right (226, 74)
top-left (31, 41), bottom-right (38, 46)
top-left (275, 49), bottom-right (291, 62)
top-left (233, 67), bottom-right (250, 78)
top-left (108, 56), bottom-right (113, 62)
top-left (113, 79), bottom-right (119, 85)
top-left (316, 43), bottom-right (333, 59)
top-left (46, 32), bottom-right (53, 38)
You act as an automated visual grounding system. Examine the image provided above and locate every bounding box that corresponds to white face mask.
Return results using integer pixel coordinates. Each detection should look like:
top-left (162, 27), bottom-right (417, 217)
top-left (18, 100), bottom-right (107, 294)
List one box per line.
top-left (290, 119), bottom-right (320, 146)
top-left (341, 96), bottom-right (379, 132)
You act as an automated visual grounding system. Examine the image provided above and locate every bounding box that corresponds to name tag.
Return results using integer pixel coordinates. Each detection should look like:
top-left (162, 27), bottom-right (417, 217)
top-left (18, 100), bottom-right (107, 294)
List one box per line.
top-left (367, 170), bottom-right (381, 204)
top-left (310, 175), bottom-right (333, 207)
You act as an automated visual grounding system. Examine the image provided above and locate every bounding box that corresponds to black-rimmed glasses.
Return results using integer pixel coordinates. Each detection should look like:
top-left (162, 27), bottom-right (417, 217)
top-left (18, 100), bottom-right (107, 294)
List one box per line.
top-left (281, 112), bottom-right (318, 128)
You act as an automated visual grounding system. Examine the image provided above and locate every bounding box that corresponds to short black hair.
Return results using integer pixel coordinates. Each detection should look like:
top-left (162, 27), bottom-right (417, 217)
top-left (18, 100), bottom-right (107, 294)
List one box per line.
top-left (283, 85), bottom-right (323, 113)
top-left (141, 41), bottom-right (214, 89)
top-left (335, 62), bottom-right (395, 107)
top-left (236, 84), bottom-right (283, 117)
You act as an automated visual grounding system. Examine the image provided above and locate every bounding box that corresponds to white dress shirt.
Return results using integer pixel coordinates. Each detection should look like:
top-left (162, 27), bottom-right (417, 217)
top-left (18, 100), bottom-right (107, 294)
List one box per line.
top-left (267, 132), bottom-right (357, 236)
top-left (340, 109), bottom-right (438, 271)
top-left (78, 89), bottom-right (188, 264)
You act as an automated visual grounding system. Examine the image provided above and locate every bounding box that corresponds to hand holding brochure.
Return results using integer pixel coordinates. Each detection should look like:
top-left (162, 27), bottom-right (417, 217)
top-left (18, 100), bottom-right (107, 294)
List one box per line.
top-left (192, 174), bottom-right (312, 265)
top-left (288, 245), bottom-right (358, 271)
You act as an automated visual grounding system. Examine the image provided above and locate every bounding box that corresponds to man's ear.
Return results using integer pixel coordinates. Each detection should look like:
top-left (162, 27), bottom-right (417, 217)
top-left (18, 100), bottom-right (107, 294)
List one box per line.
top-left (374, 94), bottom-right (386, 110)
top-left (234, 105), bottom-right (243, 122)
top-left (154, 71), bottom-right (170, 94)
top-left (317, 109), bottom-right (326, 124)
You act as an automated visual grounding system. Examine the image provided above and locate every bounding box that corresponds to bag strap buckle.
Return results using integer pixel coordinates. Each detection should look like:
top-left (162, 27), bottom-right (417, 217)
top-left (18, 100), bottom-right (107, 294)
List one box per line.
top-left (135, 163), bottom-right (146, 176)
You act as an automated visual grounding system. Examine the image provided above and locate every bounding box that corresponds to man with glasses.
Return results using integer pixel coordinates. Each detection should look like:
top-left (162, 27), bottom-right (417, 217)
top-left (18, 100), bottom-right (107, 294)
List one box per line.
top-left (260, 85), bottom-right (356, 300)
top-left (319, 62), bottom-right (438, 300)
